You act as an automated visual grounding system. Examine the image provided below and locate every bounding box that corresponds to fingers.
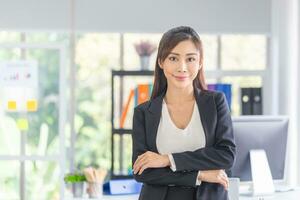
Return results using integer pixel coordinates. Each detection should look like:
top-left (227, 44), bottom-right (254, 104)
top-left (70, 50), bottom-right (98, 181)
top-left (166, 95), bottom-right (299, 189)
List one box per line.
top-left (133, 154), bottom-right (145, 168)
top-left (135, 159), bottom-right (149, 173)
top-left (218, 173), bottom-right (229, 190)
top-left (138, 162), bottom-right (149, 175)
top-left (221, 169), bottom-right (226, 175)
top-left (134, 157), bottom-right (148, 174)
top-left (133, 152), bottom-right (151, 174)
top-left (134, 152), bottom-right (148, 168)
top-left (200, 169), bottom-right (229, 190)
top-left (221, 176), bottom-right (229, 190)
top-left (221, 171), bottom-right (229, 190)
top-left (133, 151), bottom-right (167, 175)
top-left (133, 155), bottom-right (143, 174)
top-left (219, 179), bottom-right (227, 190)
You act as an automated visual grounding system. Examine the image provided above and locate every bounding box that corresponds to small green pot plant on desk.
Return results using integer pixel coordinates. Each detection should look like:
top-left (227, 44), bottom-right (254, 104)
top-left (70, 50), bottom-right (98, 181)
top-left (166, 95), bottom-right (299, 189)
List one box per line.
top-left (64, 172), bottom-right (87, 198)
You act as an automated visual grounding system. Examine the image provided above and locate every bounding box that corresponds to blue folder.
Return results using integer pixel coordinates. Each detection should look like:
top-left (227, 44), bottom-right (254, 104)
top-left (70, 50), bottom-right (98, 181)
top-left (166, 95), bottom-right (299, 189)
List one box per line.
top-left (103, 179), bottom-right (142, 195)
top-left (207, 83), bottom-right (232, 110)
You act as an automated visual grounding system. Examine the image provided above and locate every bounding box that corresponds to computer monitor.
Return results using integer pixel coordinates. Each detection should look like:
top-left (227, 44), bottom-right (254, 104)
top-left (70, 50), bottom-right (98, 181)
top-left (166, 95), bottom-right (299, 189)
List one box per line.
top-left (231, 116), bottom-right (289, 182)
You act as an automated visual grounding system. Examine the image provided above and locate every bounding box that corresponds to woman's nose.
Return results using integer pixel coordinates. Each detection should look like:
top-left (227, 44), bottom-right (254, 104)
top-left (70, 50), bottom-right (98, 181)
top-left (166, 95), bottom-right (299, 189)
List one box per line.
top-left (177, 61), bottom-right (188, 72)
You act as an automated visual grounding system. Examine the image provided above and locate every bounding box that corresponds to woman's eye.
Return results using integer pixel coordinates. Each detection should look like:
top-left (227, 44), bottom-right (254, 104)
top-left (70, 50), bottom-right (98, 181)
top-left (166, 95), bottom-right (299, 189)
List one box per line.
top-left (187, 57), bottom-right (196, 62)
top-left (169, 56), bottom-right (177, 61)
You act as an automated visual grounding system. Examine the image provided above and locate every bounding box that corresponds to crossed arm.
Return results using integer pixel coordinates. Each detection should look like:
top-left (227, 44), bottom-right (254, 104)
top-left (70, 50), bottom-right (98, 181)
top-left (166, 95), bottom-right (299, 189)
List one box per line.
top-left (131, 92), bottom-right (236, 186)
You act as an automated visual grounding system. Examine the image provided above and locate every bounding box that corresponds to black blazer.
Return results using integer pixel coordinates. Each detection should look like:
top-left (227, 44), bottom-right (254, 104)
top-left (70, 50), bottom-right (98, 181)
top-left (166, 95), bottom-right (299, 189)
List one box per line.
top-left (131, 88), bottom-right (236, 200)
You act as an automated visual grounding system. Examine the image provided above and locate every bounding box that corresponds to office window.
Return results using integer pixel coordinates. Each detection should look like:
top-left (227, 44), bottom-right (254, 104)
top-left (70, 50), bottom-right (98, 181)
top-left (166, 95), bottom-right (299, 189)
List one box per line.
top-left (0, 161), bottom-right (19, 199)
top-left (0, 31), bottom-right (67, 200)
top-left (25, 33), bottom-right (68, 43)
top-left (74, 33), bottom-right (120, 171)
top-left (0, 32), bottom-right (21, 43)
top-left (201, 35), bottom-right (218, 70)
top-left (0, 32), bottom-right (22, 60)
top-left (25, 161), bottom-right (60, 199)
top-left (221, 35), bottom-right (267, 70)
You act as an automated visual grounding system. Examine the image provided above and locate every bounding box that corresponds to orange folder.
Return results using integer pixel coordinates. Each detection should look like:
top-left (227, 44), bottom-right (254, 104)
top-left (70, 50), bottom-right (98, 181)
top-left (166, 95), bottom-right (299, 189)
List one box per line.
top-left (120, 89), bottom-right (134, 128)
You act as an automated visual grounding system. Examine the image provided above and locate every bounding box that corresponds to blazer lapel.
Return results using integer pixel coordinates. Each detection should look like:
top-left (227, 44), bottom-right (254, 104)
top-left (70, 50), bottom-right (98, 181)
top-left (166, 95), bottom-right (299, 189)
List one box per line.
top-left (194, 88), bottom-right (216, 147)
top-left (145, 94), bottom-right (164, 153)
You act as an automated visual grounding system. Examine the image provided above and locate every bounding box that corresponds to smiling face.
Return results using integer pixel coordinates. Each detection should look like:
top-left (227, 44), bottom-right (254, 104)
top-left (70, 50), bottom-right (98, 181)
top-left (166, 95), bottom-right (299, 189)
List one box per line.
top-left (158, 40), bottom-right (201, 90)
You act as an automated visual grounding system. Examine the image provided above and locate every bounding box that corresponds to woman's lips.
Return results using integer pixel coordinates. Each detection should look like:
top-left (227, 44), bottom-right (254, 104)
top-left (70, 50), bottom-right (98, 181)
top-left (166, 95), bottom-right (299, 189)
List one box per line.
top-left (173, 75), bottom-right (188, 81)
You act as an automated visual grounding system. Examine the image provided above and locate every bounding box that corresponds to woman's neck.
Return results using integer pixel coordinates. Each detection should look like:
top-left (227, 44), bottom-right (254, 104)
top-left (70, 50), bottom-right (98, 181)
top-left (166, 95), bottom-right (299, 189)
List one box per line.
top-left (164, 85), bottom-right (195, 104)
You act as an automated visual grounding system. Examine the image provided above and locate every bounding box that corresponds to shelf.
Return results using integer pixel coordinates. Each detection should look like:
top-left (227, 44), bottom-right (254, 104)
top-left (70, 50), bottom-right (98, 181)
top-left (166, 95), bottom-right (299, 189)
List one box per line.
top-left (112, 129), bottom-right (132, 135)
top-left (112, 70), bottom-right (154, 77)
top-left (111, 70), bottom-right (153, 180)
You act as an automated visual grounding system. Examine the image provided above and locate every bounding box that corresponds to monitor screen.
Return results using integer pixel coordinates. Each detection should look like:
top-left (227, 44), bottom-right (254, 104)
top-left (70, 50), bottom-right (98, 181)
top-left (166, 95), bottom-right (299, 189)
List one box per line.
top-left (231, 116), bottom-right (289, 182)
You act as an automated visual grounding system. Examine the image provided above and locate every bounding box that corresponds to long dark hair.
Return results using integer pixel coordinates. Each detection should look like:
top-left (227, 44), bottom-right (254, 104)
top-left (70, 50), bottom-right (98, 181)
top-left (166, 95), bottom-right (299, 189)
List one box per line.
top-left (150, 26), bottom-right (207, 100)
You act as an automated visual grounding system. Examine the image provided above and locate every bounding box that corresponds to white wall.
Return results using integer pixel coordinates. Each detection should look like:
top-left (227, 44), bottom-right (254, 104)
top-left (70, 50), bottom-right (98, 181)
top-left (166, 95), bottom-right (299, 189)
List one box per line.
top-left (0, 0), bottom-right (271, 33)
top-left (0, 0), bottom-right (69, 31)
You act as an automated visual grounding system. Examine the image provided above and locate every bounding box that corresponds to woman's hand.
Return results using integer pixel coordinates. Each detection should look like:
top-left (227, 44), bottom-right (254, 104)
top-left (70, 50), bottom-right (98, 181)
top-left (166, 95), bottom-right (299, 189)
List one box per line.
top-left (133, 151), bottom-right (170, 175)
top-left (198, 170), bottom-right (229, 190)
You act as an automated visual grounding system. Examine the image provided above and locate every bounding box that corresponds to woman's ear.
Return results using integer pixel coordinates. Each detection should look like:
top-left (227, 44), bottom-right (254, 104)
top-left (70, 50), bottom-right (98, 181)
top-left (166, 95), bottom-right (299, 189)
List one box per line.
top-left (158, 60), bottom-right (163, 69)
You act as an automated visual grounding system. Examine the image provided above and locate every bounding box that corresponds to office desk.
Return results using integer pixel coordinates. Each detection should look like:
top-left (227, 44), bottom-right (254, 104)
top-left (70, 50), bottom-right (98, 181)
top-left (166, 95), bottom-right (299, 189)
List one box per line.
top-left (70, 195), bottom-right (138, 200)
top-left (239, 190), bottom-right (300, 200)
top-left (70, 189), bottom-right (300, 200)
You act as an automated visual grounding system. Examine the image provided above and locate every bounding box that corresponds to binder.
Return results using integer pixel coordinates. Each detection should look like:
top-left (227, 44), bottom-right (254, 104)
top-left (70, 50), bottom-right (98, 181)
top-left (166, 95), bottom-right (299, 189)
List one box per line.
top-left (120, 89), bottom-right (134, 128)
top-left (241, 87), bottom-right (262, 115)
top-left (103, 179), bottom-right (142, 195)
top-left (252, 87), bottom-right (262, 115)
top-left (241, 88), bottom-right (252, 115)
top-left (120, 83), bottom-right (153, 128)
top-left (207, 83), bottom-right (232, 110)
top-left (215, 84), bottom-right (232, 110)
top-left (134, 84), bottom-right (152, 106)
top-left (207, 84), bottom-right (216, 91)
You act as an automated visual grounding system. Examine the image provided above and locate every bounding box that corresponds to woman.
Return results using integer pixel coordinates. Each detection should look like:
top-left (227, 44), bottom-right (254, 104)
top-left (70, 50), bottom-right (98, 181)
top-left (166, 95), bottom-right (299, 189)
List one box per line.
top-left (132, 26), bottom-right (236, 200)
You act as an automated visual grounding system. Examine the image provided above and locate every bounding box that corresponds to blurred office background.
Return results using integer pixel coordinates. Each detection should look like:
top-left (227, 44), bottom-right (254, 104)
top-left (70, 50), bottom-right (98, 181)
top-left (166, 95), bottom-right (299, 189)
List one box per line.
top-left (0, 0), bottom-right (299, 199)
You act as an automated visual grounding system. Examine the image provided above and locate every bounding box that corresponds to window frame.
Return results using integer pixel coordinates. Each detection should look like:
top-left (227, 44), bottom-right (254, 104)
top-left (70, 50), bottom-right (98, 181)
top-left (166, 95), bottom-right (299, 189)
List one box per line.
top-left (0, 43), bottom-right (67, 200)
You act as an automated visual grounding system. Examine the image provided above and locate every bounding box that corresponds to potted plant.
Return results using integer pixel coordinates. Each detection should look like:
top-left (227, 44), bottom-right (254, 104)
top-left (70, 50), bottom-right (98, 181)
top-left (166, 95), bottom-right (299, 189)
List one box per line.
top-left (134, 40), bottom-right (157, 70)
top-left (64, 172), bottom-right (86, 198)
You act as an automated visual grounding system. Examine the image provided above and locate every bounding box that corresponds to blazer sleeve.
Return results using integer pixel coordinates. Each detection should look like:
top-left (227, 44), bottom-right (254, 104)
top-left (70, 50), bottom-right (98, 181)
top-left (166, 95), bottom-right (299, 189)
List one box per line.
top-left (171, 92), bottom-right (236, 172)
top-left (132, 106), bottom-right (198, 186)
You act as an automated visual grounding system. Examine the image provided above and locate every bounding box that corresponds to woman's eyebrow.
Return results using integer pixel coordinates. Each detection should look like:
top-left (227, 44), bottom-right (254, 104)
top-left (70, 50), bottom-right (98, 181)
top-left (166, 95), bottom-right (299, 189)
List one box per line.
top-left (169, 52), bottom-right (180, 56)
top-left (186, 53), bottom-right (198, 56)
top-left (169, 52), bottom-right (198, 56)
